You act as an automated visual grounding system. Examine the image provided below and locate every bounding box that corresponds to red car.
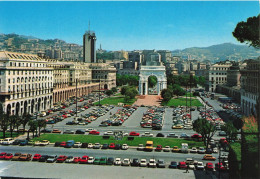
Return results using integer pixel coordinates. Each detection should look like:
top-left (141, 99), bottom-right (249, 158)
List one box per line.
top-left (79, 155), bottom-right (89, 164)
top-left (178, 161), bottom-right (187, 169)
top-left (4, 153), bottom-right (13, 160)
top-left (32, 154), bottom-right (42, 161)
top-left (129, 131), bottom-right (140, 136)
top-left (191, 134), bottom-right (202, 139)
top-left (109, 143), bottom-right (115, 149)
top-left (0, 152), bottom-right (7, 159)
top-left (89, 130), bottom-right (100, 135)
top-left (155, 145), bottom-right (163, 151)
top-left (60, 142), bottom-right (66, 147)
top-left (215, 162), bottom-right (226, 171)
top-left (57, 155), bottom-right (67, 163)
top-left (206, 162), bottom-right (214, 171)
top-left (73, 157), bottom-right (81, 163)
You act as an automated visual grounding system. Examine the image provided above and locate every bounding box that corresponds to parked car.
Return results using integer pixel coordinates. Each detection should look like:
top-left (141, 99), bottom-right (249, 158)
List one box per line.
top-left (79, 155), bottom-right (89, 164)
top-left (39, 155), bottom-right (49, 162)
top-left (141, 132), bottom-right (153, 137)
top-left (54, 142), bottom-right (61, 147)
top-left (109, 143), bottom-right (115, 149)
top-left (129, 131), bottom-right (140, 136)
top-left (121, 144), bottom-right (129, 150)
top-left (87, 156), bottom-right (95, 164)
top-left (115, 144), bottom-right (121, 150)
top-left (65, 140), bottom-right (75, 148)
top-left (93, 143), bottom-right (101, 149)
top-left (93, 157), bottom-right (101, 165)
top-left (12, 153), bottom-right (22, 161)
top-left (167, 133), bottom-right (178, 138)
top-left (122, 158), bottom-right (131, 166)
top-left (60, 141), bottom-right (66, 147)
top-left (203, 154), bottom-right (216, 161)
top-left (75, 130), bottom-right (85, 134)
top-left (12, 139), bottom-right (22, 145)
top-left (213, 147), bottom-right (218, 153)
top-left (178, 161), bottom-right (187, 169)
top-left (73, 142), bottom-right (82, 148)
top-left (101, 143), bottom-right (108, 149)
top-left (196, 161), bottom-right (205, 170)
top-left (73, 157), bottom-right (81, 163)
top-left (100, 157), bottom-right (107, 165)
top-left (198, 147), bottom-right (206, 154)
top-left (172, 146), bottom-right (181, 153)
top-left (206, 148), bottom-right (213, 154)
top-left (81, 143), bottom-right (88, 148)
top-left (0, 152), bottom-right (7, 159)
top-left (131, 158), bottom-right (140, 166)
top-left (4, 153), bottom-right (13, 160)
top-left (32, 154), bottom-right (42, 161)
top-left (104, 131), bottom-right (114, 136)
top-left (65, 156), bottom-right (74, 163)
top-left (169, 161), bottom-right (178, 169)
top-left (47, 155), bottom-right (57, 163)
top-left (148, 159), bottom-right (157, 168)
top-left (52, 129), bottom-right (61, 133)
top-left (156, 133), bottom-right (165, 137)
top-left (157, 159), bottom-right (165, 168)
top-left (63, 130), bottom-right (75, 134)
top-left (57, 155), bottom-right (67, 163)
top-left (2, 138), bottom-right (14, 145)
top-left (88, 143), bottom-right (93, 148)
top-left (137, 144), bottom-right (144, 151)
top-left (107, 157), bottom-right (114, 165)
top-left (190, 147), bottom-right (198, 153)
top-left (206, 162), bottom-right (214, 171)
top-left (155, 145), bottom-right (163, 152)
top-left (88, 130), bottom-right (100, 135)
top-left (163, 146), bottom-right (171, 152)
top-left (19, 140), bottom-right (28, 146)
top-left (114, 158), bottom-right (121, 165)
top-left (139, 159), bottom-right (147, 167)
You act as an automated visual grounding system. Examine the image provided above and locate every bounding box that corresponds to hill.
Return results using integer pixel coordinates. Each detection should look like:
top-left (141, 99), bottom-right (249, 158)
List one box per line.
top-left (172, 43), bottom-right (259, 62)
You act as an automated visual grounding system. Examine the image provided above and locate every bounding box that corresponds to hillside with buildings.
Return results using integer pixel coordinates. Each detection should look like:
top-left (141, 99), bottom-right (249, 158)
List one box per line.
top-left (172, 43), bottom-right (259, 62)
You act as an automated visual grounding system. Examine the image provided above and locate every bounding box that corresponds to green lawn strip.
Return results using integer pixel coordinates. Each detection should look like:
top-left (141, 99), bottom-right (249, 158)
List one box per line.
top-left (181, 92), bottom-right (194, 97)
top-left (32, 134), bottom-right (204, 148)
top-left (230, 142), bottom-right (241, 161)
top-left (94, 97), bottom-right (136, 105)
top-left (162, 98), bottom-right (203, 107)
top-left (0, 132), bottom-right (20, 139)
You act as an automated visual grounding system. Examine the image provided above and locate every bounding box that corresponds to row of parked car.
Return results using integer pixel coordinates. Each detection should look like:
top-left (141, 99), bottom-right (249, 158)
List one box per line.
top-left (140, 107), bottom-right (164, 130)
top-left (0, 152), bottom-right (228, 171)
top-left (100, 106), bottom-right (137, 126)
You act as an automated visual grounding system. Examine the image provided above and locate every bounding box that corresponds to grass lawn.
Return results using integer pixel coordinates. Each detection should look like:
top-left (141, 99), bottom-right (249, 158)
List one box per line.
top-left (162, 98), bottom-right (203, 107)
top-left (181, 92), bottom-right (194, 97)
top-left (32, 134), bottom-right (204, 147)
top-left (94, 97), bottom-right (136, 105)
top-left (0, 132), bottom-right (21, 139)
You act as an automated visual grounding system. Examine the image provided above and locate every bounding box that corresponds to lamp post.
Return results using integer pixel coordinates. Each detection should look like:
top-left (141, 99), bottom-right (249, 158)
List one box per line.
top-left (99, 76), bottom-right (101, 107)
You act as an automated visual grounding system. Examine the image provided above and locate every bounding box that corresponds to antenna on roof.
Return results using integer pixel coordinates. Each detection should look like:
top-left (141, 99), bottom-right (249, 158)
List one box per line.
top-left (88, 21), bottom-right (90, 32)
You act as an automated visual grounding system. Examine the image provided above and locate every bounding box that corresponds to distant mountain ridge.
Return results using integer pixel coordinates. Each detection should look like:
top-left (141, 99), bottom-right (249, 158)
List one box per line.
top-left (172, 43), bottom-right (259, 62)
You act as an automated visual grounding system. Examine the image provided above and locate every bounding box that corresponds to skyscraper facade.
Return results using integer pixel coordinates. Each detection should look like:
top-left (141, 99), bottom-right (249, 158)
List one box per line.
top-left (83, 31), bottom-right (96, 63)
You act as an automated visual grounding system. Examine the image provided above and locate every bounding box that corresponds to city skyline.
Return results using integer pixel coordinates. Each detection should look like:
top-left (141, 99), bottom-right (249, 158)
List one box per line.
top-left (0, 1), bottom-right (259, 51)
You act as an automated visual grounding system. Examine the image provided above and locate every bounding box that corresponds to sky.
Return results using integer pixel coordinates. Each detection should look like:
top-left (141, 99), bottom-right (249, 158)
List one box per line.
top-left (0, 1), bottom-right (259, 51)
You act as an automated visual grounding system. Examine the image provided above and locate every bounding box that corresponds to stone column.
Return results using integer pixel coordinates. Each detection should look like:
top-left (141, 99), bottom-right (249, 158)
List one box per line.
top-left (145, 81), bottom-right (148, 95)
top-left (139, 80), bottom-right (143, 95)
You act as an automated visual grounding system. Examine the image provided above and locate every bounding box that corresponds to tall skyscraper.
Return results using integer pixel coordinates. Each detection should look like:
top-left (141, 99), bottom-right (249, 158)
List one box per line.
top-left (83, 30), bottom-right (96, 63)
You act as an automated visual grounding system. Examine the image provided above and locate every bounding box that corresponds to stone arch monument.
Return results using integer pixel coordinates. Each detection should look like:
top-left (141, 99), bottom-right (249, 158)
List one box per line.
top-left (139, 65), bottom-right (167, 95)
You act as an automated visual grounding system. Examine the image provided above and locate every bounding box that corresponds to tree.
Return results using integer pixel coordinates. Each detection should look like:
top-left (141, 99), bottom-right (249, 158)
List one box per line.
top-left (105, 90), bottom-right (113, 97)
top-left (148, 76), bottom-right (157, 88)
top-left (233, 117), bottom-right (244, 130)
top-left (124, 96), bottom-right (130, 103)
top-left (0, 113), bottom-right (9, 139)
top-left (221, 122), bottom-right (238, 142)
top-left (121, 86), bottom-right (128, 95)
top-left (28, 120), bottom-right (38, 138)
top-left (9, 115), bottom-right (17, 137)
top-left (193, 118), bottom-right (217, 148)
top-left (111, 87), bottom-right (117, 93)
top-left (161, 89), bottom-right (173, 102)
top-left (37, 119), bottom-right (46, 137)
top-left (233, 15), bottom-right (260, 49)
top-left (125, 87), bottom-right (138, 99)
top-left (14, 115), bottom-right (22, 134)
top-left (21, 113), bottom-right (31, 131)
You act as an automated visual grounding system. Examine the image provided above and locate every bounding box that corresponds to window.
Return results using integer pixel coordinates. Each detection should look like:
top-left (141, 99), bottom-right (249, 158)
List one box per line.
top-left (8, 79), bottom-right (10, 83)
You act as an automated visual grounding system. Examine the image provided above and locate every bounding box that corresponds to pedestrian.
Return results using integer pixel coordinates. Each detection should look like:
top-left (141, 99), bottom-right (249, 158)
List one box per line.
top-left (186, 166), bottom-right (189, 173)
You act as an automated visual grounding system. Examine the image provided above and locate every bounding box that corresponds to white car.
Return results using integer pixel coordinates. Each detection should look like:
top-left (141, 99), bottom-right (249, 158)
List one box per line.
top-left (141, 132), bottom-right (153, 137)
top-left (85, 128), bottom-right (95, 132)
top-left (122, 158), bottom-right (131, 166)
top-left (104, 131), bottom-right (114, 136)
top-left (123, 133), bottom-right (129, 136)
top-left (121, 144), bottom-right (129, 150)
top-left (137, 144), bottom-right (144, 151)
top-left (2, 138), bottom-right (14, 145)
top-left (189, 163), bottom-right (195, 170)
top-left (87, 156), bottom-right (95, 164)
top-left (148, 159), bottom-right (157, 168)
top-left (39, 140), bottom-right (50, 146)
top-left (73, 142), bottom-right (82, 148)
top-left (213, 147), bottom-right (218, 153)
top-left (140, 159), bottom-right (147, 167)
top-left (88, 143), bottom-right (93, 148)
top-left (190, 147), bottom-right (198, 153)
top-left (114, 158), bottom-right (122, 165)
top-left (0, 139), bottom-right (4, 144)
top-left (163, 146), bottom-right (171, 152)
top-left (196, 162), bottom-right (204, 170)
top-left (65, 156), bottom-right (74, 163)
top-left (78, 122), bottom-right (86, 125)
